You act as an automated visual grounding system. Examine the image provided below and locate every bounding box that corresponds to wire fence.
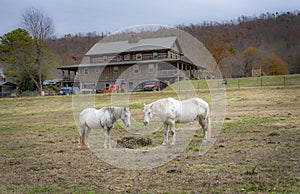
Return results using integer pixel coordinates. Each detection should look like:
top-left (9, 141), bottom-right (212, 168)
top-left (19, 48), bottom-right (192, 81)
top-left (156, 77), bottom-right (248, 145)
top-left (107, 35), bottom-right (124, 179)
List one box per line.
top-left (222, 74), bottom-right (300, 89)
top-left (168, 74), bottom-right (300, 91)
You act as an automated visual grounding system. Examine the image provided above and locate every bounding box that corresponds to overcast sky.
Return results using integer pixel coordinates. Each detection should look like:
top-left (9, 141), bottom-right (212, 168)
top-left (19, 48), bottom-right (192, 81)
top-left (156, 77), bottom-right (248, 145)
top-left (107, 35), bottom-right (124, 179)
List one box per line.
top-left (1, 0), bottom-right (299, 37)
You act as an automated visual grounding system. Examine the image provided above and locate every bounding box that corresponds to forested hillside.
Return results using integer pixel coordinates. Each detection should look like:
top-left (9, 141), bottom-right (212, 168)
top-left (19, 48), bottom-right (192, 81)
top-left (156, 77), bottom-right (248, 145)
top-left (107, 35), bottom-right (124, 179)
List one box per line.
top-left (48, 11), bottom-right (300, 78)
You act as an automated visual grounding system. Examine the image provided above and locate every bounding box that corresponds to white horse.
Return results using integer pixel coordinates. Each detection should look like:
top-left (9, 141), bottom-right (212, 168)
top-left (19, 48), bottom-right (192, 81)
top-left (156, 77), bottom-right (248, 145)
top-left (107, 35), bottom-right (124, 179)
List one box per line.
top-left (143, 97), bottom-right (210, 146)
top-left (79, 107), bottom-right (131, 148)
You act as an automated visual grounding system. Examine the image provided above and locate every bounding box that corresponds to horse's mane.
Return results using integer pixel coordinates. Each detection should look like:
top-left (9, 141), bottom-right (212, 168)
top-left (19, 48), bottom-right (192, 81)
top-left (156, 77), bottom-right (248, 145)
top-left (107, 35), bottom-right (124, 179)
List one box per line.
top-left (104, 106), bottom-right (129, 120)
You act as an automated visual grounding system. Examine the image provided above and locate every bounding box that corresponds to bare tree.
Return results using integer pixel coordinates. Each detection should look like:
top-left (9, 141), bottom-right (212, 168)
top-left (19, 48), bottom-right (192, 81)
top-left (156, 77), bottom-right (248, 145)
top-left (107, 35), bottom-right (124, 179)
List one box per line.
top-left (22, 7), bottom-right (54, 95)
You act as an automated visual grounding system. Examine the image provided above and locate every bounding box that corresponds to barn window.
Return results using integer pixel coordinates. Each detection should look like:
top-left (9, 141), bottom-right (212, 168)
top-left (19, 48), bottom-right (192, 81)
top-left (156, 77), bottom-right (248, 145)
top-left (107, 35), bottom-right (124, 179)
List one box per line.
top-left (148, 64), bottom-right (154, 73)
top-left (113, 66), bottom-right (119, 73)
top-left (103, 56), bottom-right (108, 62)
top-left (116, 55), bottom-right (122, 61)
top-left (133, 65), bottom-right (139, 74)
top-left (95, 67), bottom-right (100, 73)
top-left (136, 53), bottom-right (142, 60)
top-left (153, 52), bottom-right (158, 59)
top-left (84, 68), bottom-right (89, 75)
top-left (124, 54), bottom-right (130, 61)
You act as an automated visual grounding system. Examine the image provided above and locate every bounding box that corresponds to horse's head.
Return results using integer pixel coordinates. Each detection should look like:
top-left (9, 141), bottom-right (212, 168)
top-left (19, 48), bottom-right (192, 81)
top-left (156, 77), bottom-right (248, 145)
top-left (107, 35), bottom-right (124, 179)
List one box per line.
top-left (143, 103), bottom-right (153, 126)
top-left (121, 107), bottom-right (131, 127)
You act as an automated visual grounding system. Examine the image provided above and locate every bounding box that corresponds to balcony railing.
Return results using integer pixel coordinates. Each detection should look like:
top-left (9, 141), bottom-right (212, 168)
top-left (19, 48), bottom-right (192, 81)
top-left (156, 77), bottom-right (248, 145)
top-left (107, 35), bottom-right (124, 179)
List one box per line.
top-left (156, 69), bottom-right (186, 78)
top-left (62, 76), bottom-right (76, 82)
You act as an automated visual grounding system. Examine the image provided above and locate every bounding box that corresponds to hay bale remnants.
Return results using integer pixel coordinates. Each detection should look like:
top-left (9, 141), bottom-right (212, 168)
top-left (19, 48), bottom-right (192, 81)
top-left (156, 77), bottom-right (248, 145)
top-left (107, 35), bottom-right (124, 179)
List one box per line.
top-left (117, 136), bottom-right (152, 149)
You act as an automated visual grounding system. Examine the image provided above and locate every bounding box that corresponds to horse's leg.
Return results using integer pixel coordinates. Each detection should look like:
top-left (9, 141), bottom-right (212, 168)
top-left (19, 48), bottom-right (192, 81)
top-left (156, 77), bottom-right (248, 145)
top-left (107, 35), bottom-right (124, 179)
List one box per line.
top-left (103, 127), bottom-right (108, 149)
top-left (170, 124), bottom-right (176, 146)
top-left (206, 116), bottom-right (211, 140)
top-left (199, 116), bottom-right (208, 140)
top-left (162, 123), bottom-right (169, 145)
top-left (79, 125), bottom-right (86, 148)
top-left (85, 127), bottom-right (92, 148)
top-left (107, 127), bottom-right (112, 148)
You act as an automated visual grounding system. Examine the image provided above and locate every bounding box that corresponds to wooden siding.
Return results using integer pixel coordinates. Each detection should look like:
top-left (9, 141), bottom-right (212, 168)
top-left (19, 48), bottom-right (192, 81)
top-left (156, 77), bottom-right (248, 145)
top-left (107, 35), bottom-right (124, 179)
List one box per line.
top-left (79, 64), bottom-right (155, 90)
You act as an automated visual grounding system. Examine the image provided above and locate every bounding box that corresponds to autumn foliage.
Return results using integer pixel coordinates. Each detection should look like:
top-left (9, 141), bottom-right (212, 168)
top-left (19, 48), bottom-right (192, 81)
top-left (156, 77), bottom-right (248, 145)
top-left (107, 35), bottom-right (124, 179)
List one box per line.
top-left (261, 53), bottom-right (288, 75)
top-left (178, 11), bottom-right (300, 77)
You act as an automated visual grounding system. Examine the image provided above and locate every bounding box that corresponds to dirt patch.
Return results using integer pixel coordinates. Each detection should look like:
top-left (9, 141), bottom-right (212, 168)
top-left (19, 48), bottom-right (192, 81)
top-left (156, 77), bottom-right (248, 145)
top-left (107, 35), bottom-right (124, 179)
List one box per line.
top-left (117, 136), bottom-right (152, 149)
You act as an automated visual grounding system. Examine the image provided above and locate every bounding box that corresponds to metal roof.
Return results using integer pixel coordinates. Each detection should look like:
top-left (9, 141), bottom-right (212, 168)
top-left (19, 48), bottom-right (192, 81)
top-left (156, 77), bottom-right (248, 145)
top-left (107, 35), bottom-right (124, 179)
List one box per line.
top-left (85, 36), bottom-right (179, 56)
top-left (0, 81), bottom-right (17, 86)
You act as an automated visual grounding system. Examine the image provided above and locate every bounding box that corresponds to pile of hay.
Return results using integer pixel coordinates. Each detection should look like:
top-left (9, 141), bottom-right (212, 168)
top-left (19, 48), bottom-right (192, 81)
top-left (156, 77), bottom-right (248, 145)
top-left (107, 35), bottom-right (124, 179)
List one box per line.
top-left (117, 136), bottom-right (152, 149)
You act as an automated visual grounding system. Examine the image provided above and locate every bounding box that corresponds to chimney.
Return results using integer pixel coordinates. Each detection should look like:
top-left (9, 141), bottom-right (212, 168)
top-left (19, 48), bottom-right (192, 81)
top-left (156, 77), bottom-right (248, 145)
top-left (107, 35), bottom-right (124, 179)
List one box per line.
top-left (128, 34), bottom-right (139, 43)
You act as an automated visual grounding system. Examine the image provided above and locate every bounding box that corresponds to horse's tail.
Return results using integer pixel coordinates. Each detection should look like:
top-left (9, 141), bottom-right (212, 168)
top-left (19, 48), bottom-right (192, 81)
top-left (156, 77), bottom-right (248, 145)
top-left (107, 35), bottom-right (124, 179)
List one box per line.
top-left (206, 105), bottom-right (211, 140)
top-left (78, 112), bottom-right (86, 147)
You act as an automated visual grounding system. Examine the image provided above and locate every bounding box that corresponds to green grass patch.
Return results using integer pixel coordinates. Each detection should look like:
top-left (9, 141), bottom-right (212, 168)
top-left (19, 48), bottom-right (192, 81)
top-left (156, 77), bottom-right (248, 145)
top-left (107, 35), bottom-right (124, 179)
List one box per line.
top-left (151, 130), bottom-right (164, 138)
top-left (0, 126), bottom-right (20, 131)
top-left (193, 163), bottom-right (215, 169)
top-left (222, 117), bottom-right (279, 132)
top-left (129, 103), bottom-right (143, 110)
top-left (188, 146), bottom-right (201, 152)
top-left (235, 182), bottom-right (269, 192)
top-left (23, 185), bottom-right (54, 194)
top-left (44, 140), bottom-right (55, 144)
top-left (268, 131), bottom-right (280, 136)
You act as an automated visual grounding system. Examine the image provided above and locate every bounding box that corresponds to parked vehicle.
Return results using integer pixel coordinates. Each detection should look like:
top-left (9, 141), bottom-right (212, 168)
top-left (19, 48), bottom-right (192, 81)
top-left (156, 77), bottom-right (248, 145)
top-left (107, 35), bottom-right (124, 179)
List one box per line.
top-left (143, 80), bottom-right (167, 91)
top-left (43, 79), bottom-right (62, 86)
top-left (58, 87), bottom-right (73, 95)
top-left (103, 79), bottom-right (126, 94)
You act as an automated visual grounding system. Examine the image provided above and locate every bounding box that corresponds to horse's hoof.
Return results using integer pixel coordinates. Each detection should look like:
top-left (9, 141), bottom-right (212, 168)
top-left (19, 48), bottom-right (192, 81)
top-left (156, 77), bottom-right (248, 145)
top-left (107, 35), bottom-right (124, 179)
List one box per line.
top-left (78, 145), bottom-right (86, 149)
top-left (162, 142), bottom-right (167, 146)
top-left (170, 142), bottom-right (175, 146)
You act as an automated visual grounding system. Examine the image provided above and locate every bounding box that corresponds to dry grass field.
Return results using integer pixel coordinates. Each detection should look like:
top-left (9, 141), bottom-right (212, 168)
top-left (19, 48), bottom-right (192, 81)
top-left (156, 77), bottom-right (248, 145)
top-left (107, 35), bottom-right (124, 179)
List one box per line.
top-left (0, 87), bottom-right (299, 193)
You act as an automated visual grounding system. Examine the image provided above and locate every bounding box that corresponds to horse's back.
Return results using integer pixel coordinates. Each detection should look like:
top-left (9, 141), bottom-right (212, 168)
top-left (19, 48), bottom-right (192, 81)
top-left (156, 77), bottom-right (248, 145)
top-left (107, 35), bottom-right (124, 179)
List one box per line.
top-left (176, 98), bottom-right (209, 122)
top-left (80, 108), bottom-right (101, 128)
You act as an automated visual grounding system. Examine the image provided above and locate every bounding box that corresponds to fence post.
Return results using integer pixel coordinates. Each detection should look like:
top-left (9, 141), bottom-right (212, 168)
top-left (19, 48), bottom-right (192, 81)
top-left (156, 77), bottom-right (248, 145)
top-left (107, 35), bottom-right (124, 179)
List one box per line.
top-left (238, 79), bottom-right (240, 89)
top-left (261, 77), bottom-right (263, 88)
top-left (284, 76), bottom-right (286, 88)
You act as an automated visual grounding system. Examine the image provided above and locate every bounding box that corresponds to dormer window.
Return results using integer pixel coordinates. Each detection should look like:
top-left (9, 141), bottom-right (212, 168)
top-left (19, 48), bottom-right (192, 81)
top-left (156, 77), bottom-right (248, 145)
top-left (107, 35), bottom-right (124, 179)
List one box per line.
top-left (116, 55), bottom-right (122, 61)
top-left (124, 54), bottom-right (130, 61)
top-left (153, 52), bottom-right (158, 59)
top-left (136, 53), bottom-right (142, 60)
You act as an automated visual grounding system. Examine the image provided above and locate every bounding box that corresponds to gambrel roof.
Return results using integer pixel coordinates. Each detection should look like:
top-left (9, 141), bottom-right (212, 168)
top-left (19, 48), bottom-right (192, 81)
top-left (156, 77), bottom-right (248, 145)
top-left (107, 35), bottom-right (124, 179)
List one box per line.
top-left (58, 35), bottom-right (207, 71)
top-left (85, 36), bottom-right (182, 56)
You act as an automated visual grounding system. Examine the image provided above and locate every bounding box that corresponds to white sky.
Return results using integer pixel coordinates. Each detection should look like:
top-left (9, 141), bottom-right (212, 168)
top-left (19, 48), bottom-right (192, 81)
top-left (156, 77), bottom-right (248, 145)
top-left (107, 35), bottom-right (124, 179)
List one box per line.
top-left (1, 0), bottom-right (299, 37)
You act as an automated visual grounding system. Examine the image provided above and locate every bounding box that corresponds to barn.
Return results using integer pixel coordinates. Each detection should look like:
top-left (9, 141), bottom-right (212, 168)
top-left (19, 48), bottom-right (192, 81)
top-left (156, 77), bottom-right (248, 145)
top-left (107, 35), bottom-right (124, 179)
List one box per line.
top-left (58, 35), bottom-right (206, 93)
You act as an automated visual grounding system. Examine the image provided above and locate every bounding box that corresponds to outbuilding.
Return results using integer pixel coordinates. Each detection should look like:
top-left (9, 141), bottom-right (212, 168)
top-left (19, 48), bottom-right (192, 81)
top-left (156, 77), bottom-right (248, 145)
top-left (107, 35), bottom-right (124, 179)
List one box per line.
top-left (0, 81), bottom-right (17, 97)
